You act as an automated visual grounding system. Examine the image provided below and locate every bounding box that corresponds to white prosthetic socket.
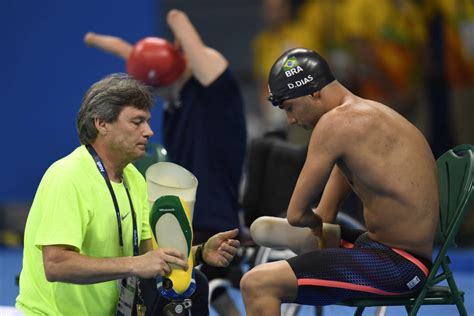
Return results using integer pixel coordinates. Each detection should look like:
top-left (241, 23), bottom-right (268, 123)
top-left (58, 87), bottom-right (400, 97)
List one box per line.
top-left (146, 162), bottom-right (198, 220)
top-left (146, 162), bottom-right (199, 299)
top-left (250, 216), bottom-right (341, 255)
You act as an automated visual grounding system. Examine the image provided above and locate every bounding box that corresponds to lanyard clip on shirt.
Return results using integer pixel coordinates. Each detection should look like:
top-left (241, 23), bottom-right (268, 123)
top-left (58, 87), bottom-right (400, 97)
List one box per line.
top-left (86, 144), bottom-right (139, 257)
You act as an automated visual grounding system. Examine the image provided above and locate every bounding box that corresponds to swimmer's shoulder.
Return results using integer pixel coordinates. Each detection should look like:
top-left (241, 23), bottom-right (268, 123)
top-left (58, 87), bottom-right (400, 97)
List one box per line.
top-left (319, 97), bottom-right (375, 131)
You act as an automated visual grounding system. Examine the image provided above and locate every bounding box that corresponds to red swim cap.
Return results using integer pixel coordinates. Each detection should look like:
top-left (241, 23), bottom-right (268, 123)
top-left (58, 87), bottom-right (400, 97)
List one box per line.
top-left (126, 37), bottom-right (186, 88)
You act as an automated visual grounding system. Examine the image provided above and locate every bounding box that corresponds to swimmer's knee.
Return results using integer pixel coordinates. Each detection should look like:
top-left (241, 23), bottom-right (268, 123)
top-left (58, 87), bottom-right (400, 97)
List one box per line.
top-left (241, 261), bottom-right (297, 301)
top-left (240, 266), bottom-right (264, 297)
top-left (241, 263), bottom-right (279, 299)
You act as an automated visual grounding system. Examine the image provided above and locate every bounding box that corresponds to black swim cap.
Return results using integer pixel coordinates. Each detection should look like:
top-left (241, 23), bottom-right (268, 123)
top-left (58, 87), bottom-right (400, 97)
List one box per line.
top-left (267, 48), bottom-right (335, 107)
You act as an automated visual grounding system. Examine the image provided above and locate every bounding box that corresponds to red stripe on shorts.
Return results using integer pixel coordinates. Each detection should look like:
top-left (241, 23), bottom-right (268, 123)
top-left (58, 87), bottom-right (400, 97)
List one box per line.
top-left (298, 278), bottom-right (410, 296)
top-left (391, 248), bottom-right (429, 276)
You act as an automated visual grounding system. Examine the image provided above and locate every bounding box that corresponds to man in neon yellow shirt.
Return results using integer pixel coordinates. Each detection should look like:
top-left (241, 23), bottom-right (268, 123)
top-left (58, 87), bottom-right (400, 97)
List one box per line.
top-left (16, 73), bottom-right (240, 315)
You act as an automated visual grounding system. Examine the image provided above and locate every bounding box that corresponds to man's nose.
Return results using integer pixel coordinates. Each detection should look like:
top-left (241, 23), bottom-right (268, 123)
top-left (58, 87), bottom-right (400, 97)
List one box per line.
top-left (143, 122), bottom-right (154, 138)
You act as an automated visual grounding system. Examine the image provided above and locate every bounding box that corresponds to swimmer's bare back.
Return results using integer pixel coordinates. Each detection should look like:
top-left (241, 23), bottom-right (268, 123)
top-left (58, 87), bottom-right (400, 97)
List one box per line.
top-left (320, 97), bottom-right (439, 259)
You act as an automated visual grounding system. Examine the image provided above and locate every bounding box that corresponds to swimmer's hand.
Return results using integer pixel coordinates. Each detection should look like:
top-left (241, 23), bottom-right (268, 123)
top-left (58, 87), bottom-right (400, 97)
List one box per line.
top-left (307, 212), bottom-right (323, 237)
top-left (310, 225), bottom-right (323, 238)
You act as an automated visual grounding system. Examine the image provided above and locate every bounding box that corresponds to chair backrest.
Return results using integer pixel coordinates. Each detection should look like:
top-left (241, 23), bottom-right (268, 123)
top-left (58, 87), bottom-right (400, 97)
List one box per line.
top-left (435, 144), bottom-right (474, 248)
top-left (241, 137), bottom-right (307, 227)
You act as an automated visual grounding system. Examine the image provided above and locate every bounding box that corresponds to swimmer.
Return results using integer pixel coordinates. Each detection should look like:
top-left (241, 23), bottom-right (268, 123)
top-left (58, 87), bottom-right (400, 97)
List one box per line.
top-left (240, 48), bottom-right (439, 315)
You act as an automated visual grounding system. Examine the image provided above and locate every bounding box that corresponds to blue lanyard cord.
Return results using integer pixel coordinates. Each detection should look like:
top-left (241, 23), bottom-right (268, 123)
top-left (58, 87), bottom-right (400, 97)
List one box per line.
top-left (123, 180), bottom-right (140, 257)
top-left (86, 144), bottom-right (139, 257)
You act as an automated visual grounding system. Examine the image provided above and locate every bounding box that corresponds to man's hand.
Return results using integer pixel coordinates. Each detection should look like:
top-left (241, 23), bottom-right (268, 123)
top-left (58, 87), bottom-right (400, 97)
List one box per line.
top-left (132, 248), bottom-right (189, 279)
top-left (203, 228), bottom-right (240, 267)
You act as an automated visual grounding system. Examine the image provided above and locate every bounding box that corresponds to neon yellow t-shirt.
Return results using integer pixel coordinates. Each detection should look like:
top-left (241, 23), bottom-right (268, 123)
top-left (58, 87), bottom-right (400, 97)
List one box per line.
top-left (16, 145), bottom-right (151, 315)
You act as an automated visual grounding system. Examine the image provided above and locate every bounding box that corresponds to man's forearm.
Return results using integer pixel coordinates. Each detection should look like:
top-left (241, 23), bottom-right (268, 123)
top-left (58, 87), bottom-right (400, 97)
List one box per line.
top-left (43, 247), bottom-right (136, 284)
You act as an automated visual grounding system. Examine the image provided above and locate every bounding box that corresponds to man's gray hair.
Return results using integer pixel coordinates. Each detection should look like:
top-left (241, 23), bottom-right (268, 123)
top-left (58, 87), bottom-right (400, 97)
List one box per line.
top-left (76, 73), bottom-right (155, 144)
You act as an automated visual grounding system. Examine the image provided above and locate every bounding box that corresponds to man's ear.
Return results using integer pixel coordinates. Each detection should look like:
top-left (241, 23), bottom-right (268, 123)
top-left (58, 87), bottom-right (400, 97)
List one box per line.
top-left (94, 118), bottom-right (108, 136)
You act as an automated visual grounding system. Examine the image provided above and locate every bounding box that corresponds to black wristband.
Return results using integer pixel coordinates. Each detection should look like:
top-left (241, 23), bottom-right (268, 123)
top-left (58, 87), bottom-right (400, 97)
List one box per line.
top-left (195, 242), bottom-right (207, 265)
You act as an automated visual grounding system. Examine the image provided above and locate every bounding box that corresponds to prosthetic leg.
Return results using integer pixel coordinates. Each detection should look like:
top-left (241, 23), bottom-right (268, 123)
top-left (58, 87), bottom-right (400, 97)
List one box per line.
top-left (150, 195), bottom-right (195, 316)
top-left (250, 216), bottom-right (341, 254)
top-left (146, 162), bottom-right (199, 316)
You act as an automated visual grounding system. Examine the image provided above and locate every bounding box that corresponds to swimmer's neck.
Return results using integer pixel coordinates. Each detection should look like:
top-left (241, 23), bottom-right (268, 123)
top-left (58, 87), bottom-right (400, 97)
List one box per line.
top-left (320, 81), bottom-right (354, 109)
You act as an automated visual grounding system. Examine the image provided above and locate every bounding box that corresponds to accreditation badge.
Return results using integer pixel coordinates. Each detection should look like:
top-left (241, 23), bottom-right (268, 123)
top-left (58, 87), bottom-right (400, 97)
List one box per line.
top-left (116, 276), bottom-right (137, 316)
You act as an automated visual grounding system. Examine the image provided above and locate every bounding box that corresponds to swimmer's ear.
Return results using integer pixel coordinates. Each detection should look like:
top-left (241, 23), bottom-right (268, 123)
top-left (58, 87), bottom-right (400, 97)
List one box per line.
top-left (310, 91), bottom-right (320, 99)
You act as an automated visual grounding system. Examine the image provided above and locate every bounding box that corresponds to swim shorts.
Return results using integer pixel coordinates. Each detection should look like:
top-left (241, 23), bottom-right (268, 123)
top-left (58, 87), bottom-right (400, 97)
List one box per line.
top-left (286, 227), bottom-right (432, 306)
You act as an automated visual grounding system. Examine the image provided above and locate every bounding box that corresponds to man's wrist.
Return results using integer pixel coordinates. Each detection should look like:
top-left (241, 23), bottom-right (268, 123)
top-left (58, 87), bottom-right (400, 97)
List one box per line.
top-left (126, 255), bottom-right (138, 278)
top-left (195, 241), bottom-right (207, 265)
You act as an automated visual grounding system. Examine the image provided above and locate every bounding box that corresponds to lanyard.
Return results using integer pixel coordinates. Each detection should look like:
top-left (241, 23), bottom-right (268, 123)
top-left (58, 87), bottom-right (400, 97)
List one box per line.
top-left (86, 144), bottom-right (139, 257)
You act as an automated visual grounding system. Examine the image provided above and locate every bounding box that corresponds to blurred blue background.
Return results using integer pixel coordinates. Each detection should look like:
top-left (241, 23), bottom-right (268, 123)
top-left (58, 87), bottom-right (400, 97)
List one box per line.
top-left (0, 0), bottom-right (162, 202)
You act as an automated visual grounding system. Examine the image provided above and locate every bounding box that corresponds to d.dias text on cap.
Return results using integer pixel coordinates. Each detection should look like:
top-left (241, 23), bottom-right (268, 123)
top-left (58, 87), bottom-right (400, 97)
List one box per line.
top-left (287, 75), bottom-right (314, 90)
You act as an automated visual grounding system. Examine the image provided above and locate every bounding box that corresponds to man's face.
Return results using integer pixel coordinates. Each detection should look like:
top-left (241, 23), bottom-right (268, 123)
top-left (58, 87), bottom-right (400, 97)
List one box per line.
top-left (105, 106), bottom-right (154, 161)
top-left (279, 95), bottom-right (318, 130)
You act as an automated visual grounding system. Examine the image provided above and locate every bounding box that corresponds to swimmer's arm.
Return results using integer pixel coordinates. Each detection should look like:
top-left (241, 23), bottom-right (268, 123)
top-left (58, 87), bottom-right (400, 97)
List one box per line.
top-left (313, 165), bottom-right (352, 223)
top-left (166, 9), bottom-right (228, 86)
top-left (287, 118), bottom-right (341, 232)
